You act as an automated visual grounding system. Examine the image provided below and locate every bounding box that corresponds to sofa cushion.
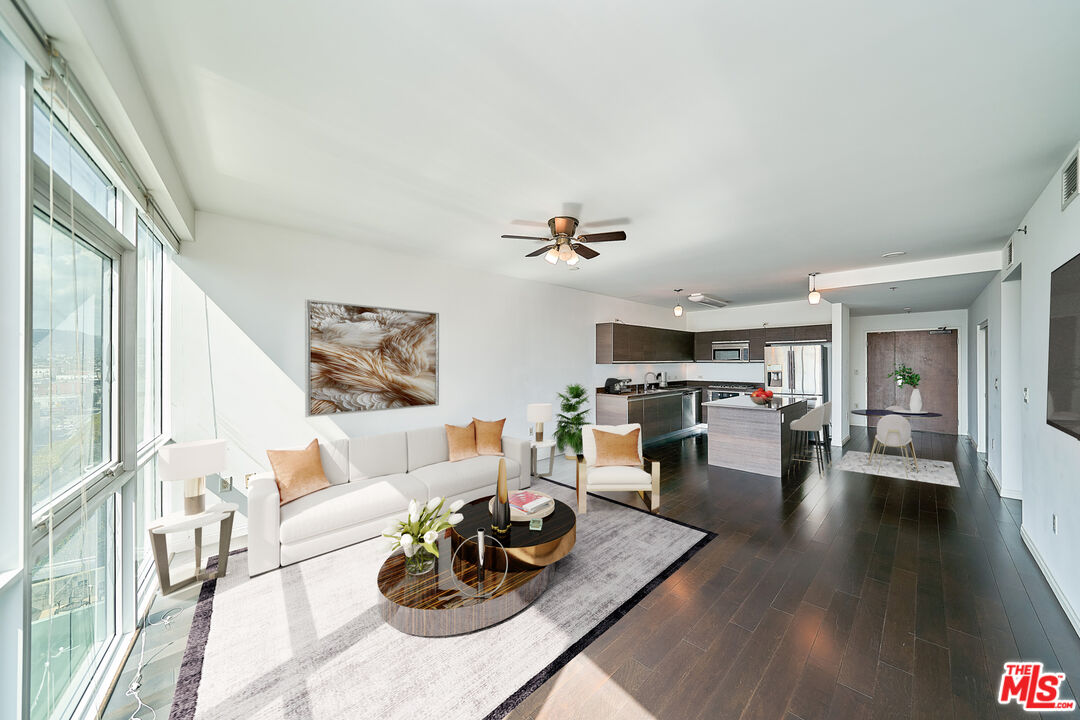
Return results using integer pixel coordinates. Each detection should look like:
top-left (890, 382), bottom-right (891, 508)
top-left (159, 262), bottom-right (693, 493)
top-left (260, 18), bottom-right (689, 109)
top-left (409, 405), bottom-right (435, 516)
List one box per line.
top-left (586, 465), bottom-right (652, 487)
top-left (407, 426), bottom-right (449, 471)
top-left (473, 418), bottom-right (505, 456)
top-left (446, 422), bottom-right (478, 462)
top-left (348, 431), bottom-right (407, 481)
top-left (266, 440), bottom-right (331, 505)
top-left (583, 424), bottom-right (642, 467)
top-left (279, 473), bottom-right (429, 545)
top-left (410, 455), bottom-right (521, 500)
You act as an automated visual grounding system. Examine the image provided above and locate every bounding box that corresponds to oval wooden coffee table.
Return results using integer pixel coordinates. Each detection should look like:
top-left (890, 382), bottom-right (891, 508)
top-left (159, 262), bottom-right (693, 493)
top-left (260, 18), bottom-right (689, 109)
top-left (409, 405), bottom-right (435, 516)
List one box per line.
top-left (377, 496), bottom-right (575, 637)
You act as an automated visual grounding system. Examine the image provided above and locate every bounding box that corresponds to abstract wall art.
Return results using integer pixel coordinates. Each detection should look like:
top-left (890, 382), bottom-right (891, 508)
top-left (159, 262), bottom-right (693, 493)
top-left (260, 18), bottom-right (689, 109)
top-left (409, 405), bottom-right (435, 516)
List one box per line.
top-left (307, 301), bottom-right (438, 415)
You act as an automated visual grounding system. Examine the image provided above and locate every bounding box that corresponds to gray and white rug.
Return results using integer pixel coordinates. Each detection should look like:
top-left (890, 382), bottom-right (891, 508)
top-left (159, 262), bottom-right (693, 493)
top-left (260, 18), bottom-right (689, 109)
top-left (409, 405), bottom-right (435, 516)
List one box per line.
top-left (171, 479), bottom-right (711, 720)
top-left (833, 450), bottom-right (960, 487)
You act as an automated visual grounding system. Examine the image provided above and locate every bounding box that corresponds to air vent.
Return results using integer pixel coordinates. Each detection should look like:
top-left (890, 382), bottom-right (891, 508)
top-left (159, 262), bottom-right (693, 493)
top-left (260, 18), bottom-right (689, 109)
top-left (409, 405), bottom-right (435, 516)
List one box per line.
top-left (1064, 151), bottom-right (1078, 211)
top-left (687, 293), bottom-right (729, 309)
top-left (1004, 239), bottom-right (1014, 268)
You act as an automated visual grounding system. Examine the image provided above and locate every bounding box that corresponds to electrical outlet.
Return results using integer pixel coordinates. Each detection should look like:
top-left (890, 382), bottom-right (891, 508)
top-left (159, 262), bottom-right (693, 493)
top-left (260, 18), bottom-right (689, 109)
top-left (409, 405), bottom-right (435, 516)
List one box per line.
top-left (219, 474), bottom-right (232, 492)
top-left (1053, 514), bottom-right (1058, 534)
top-left (990, 438), bottom-right (994, 449)
top-left (854, 401), bottom-right (860, 408)
top-left (994, 378), bottom-right (999, 390)
top-left (1024, 387), bottom-right (1029, 403)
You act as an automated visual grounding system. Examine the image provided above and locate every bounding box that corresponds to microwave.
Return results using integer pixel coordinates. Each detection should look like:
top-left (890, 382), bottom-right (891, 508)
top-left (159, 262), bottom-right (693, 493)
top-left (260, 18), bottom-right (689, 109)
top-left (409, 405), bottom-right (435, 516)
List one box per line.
top-left (711, 341), bottom-right (750, 362)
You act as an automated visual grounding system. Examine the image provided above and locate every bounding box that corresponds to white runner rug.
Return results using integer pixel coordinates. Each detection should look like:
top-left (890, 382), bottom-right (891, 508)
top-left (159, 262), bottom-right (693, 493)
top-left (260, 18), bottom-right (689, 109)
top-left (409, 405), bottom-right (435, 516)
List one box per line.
top-left (832, 450), bottom-right (960, 487)
top-left (171, 479), bottom-right (709, 720)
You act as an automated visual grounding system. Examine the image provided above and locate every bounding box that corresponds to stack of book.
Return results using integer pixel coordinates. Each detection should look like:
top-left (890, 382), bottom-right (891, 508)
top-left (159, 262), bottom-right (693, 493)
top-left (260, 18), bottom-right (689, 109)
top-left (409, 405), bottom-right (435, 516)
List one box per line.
top-left (509, 490), bottom-right (553, 515)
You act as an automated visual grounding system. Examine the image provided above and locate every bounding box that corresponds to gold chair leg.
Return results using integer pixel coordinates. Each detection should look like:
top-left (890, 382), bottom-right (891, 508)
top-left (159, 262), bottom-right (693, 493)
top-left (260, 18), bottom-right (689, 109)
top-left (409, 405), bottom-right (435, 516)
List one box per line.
top-left (908, 442), bottom-right (919, 472)
top-left (650, 460), bottom-right (660, 512)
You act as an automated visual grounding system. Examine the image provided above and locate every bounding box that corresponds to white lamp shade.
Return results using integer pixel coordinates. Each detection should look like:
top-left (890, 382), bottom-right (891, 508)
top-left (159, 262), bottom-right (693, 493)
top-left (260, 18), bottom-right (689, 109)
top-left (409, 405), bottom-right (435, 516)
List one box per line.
top-left (158, 439), bottom-right (227, 482)
top-left (526, 403), bottom-right (553, 423)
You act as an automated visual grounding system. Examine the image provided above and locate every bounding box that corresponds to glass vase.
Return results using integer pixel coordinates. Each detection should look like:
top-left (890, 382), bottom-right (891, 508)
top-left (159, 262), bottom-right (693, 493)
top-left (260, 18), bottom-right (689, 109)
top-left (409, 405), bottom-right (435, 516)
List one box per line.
top-left (404, 547), bottom-right (436, 576)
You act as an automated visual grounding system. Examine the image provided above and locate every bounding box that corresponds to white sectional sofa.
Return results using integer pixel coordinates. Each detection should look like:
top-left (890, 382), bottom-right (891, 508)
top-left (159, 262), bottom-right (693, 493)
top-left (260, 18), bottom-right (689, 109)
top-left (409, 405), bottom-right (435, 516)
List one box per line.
top-left (247, 426), bottom-right (531, 575)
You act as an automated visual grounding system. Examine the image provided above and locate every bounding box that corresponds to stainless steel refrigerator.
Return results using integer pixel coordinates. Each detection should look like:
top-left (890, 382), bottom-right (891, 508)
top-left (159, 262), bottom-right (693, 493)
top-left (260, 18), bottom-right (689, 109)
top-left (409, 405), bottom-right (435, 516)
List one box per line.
top-left (764, 344), bottom-right (829, 407)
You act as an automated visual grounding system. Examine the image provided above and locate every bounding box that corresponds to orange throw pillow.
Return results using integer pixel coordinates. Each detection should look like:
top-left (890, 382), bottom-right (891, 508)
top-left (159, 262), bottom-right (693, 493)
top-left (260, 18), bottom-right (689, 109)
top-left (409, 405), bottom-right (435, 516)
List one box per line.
top-left (593, 428), bottom-right (642, 467)
top-left (446, 422), bottom-right (478, 462)
top-left (266, 439), bottom-right (331, 505)
top-left (473, 418), bottom-right (505, 456)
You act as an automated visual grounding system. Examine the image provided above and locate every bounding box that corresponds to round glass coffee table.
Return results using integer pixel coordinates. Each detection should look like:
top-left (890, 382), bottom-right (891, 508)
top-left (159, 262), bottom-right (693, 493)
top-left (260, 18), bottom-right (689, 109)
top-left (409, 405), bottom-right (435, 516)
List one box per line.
top-left (376, 495), bottom-right (575, 637)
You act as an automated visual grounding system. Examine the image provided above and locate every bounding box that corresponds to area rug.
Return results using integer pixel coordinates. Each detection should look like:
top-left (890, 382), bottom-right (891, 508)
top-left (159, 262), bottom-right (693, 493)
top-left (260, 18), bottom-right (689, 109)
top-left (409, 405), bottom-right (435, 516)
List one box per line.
top-left (171, 479), bottom-right (711, 720)
top-left (833, 450), bottom-right (960, 487)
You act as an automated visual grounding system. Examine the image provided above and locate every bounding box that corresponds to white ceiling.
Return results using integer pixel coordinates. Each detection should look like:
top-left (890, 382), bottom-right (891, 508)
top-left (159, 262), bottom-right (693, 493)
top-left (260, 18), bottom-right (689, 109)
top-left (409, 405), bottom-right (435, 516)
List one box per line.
top-left (823, 271), bottom-right (999, 316)
top-left (108, 1), bottom-right (1080, 308)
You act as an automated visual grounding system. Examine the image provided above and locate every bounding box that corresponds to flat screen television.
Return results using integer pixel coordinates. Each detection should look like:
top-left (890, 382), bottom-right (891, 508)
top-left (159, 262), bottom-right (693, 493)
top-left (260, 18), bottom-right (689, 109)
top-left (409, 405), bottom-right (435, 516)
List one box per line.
top-left (1048, 250), bottom-right (1080, 440)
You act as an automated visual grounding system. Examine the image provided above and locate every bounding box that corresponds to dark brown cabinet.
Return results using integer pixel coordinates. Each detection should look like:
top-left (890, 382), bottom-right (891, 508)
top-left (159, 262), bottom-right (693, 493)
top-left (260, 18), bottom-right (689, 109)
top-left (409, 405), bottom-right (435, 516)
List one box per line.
top-left (748, 328), bottom-right (766, 361)
top-left (595, 323), bottom-right (695, 363)
top-left (794, 324), bottom-right (831, 342)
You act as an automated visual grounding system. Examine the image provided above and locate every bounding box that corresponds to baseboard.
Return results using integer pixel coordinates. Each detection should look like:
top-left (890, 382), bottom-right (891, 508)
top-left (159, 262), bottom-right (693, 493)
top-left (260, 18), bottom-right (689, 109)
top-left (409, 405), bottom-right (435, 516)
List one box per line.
top-left (986, 465), bottom-right (1022, 500)
top-left (832, 433), bottom-right (850, 448)
top-left (1020, 526), bottom-right (1080, 640)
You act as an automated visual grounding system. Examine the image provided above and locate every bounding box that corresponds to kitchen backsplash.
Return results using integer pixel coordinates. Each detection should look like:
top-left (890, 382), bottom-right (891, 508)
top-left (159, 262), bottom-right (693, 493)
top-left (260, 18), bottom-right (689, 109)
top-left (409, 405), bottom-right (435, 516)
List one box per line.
top-left (593, 361), bottom-right (766, 387)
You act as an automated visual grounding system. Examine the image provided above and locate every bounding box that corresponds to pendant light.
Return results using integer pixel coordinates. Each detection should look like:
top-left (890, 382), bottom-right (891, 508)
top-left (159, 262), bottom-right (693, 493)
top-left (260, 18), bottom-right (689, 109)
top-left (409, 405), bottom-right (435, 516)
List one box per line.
top-left (807, 273), bottom-right (821, 305)
top-left (672, 288), bottom-right (684, 317)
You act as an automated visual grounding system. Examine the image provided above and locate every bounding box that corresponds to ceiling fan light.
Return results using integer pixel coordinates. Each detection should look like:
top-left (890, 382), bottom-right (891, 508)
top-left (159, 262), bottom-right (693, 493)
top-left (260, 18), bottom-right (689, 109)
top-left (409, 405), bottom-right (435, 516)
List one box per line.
top-left (545, 248), bottom-right (559, 264)
top-left (558, 244), bottom-right (573, 261)
top-left (567, 251), bottom-right (580, 266)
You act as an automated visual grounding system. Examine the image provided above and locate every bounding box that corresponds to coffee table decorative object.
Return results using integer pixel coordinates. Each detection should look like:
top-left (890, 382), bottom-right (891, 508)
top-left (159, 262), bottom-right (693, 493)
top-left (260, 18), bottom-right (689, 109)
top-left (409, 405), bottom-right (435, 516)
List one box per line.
top-left (381, 496), bottom-right (466, 576)
top-left (377, 494), bottom-right (576, 636)
top-left (490, 458), bottom-right (512, 538)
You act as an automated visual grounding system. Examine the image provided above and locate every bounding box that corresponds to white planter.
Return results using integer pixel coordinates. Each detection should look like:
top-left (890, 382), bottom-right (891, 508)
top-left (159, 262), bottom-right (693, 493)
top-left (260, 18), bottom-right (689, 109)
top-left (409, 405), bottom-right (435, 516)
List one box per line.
top-left (909, 388), bottom-right (923, 413)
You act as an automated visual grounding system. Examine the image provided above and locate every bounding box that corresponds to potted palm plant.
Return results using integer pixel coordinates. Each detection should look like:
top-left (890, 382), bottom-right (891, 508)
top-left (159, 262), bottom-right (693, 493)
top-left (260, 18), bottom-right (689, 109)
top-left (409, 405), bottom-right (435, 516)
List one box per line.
top-left (888, 363), bottom-right (923, 412)
top-left (554, 383), bottom-right (590, 459)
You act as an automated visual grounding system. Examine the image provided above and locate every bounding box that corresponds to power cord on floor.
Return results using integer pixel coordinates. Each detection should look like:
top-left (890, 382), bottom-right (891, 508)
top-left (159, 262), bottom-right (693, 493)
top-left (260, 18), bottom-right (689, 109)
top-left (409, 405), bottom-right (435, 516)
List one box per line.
top-left (125, 607), bottom-right (184, 720)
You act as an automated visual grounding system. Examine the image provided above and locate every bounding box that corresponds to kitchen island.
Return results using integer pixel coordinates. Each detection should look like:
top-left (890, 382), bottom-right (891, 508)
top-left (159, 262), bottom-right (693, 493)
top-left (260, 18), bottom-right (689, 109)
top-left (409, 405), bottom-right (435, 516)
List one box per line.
top-left (703, 395), bottom-right (808, 476)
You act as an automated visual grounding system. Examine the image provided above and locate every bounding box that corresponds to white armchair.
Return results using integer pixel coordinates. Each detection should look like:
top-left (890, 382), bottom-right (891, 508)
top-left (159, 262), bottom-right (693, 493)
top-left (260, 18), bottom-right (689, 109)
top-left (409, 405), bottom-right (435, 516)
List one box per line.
top-left (576, 424), bottom-right (660, 514)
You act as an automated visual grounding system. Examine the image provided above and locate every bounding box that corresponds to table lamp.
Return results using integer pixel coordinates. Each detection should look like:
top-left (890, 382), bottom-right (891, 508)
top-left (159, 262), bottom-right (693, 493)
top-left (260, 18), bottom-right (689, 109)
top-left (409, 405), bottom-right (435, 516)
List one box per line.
top-left (526, 403), bottom-right (553, 442)
top-left (159, 439), bottom-right (227, 515)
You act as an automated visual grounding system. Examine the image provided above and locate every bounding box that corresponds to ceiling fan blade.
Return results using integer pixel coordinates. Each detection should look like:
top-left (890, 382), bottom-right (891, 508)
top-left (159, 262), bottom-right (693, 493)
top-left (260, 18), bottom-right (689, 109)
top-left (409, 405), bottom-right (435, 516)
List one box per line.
top-left (525, 245), bottom-right (555, 258)
top-left (578, 217), bottom-right (631, 229)
top-left (578, 231), bottom-right (626, 243)
top-left (502, 234), bottom-right (551, 241)
top-left (572, 243), bottom-right (599, 259)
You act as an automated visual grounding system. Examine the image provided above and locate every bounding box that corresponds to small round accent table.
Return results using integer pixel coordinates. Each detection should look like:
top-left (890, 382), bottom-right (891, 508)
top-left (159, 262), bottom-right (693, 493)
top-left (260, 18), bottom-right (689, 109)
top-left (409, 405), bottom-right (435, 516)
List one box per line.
top-left (376, 496), bottom-right (576, 637)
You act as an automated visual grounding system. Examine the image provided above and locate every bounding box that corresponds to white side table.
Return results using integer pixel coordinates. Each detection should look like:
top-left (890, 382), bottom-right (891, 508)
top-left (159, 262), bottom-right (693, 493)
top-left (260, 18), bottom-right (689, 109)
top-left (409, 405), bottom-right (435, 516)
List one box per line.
top-left (531, 439), bottom-right (557, 481)
top-left (148, 502), bottom-right (238, 595)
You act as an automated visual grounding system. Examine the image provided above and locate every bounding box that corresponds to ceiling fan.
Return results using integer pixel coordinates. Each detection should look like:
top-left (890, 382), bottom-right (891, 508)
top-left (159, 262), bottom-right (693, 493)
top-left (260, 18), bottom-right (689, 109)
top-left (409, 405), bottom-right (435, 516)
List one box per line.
top-left (502, 216), bottom-right (627, 266)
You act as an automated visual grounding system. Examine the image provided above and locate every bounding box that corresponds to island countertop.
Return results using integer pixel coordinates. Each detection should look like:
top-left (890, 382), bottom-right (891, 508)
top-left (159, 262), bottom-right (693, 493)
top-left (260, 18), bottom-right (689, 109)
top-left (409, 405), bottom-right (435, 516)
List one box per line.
top-left (702, 395), bottom-right (808, 411)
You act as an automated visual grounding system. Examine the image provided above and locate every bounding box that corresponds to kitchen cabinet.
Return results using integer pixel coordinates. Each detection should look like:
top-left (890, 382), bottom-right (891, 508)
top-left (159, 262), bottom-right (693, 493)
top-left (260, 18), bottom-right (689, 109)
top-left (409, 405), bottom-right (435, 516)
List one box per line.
top-left (765, 325), bottom-right (795, 343)
top-left (595, 323), bottom-right (694, 363)
top-left (795, 324), bottom-right (831, 342)
top-left (748, 328), bottom-right (766, 361)
top-left (627, 389), bottom-right (699, 441)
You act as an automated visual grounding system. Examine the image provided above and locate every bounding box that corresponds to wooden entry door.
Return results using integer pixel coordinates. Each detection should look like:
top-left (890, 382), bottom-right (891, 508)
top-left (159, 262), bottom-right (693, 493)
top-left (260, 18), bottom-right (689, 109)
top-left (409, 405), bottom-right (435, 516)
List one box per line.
top-left (866, 329), bottom-right (958, 434)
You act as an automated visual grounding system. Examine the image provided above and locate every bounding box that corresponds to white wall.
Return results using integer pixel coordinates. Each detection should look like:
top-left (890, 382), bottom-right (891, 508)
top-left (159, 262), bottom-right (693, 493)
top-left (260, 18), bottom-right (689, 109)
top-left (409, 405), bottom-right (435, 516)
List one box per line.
top-left (170, 212), bottom-right (691, 481)
top-left (685, 299), bottom-right (832, 331)
top-left (847, 309), bottom-right (969, 435)
top-left (832, 302), bottom-right (851, 443)
top-left (966, 272), bottom-right (1003, 481)
top-left (1008, 142), bottom-right (1080, 634)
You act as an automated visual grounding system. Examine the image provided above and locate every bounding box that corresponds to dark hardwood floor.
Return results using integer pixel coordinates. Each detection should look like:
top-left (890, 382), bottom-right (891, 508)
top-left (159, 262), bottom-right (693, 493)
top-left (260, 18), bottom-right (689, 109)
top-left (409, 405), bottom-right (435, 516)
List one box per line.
top-left (509, 428), bottom-right (1080, 720)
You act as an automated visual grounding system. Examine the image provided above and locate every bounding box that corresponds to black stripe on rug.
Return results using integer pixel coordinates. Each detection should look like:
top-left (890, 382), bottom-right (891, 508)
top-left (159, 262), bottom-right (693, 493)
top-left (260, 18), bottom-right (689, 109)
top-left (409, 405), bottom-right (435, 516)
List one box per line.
top-left (171, 491), bottom-right (716, 720)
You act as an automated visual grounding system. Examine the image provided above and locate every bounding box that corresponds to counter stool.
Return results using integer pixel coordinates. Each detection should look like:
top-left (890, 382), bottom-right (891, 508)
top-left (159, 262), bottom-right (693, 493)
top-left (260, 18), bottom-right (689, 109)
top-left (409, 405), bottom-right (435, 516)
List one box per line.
top-left (819, 401), bottom-right (833, 460)
top-left (790, 405), bottom-right (826, 473)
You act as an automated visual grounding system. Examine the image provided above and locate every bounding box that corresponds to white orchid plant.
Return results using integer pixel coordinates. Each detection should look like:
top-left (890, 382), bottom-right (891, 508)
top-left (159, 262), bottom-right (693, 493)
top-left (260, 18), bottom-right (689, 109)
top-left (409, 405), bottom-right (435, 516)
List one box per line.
top-left (383, 497), bottom-right (465, 572)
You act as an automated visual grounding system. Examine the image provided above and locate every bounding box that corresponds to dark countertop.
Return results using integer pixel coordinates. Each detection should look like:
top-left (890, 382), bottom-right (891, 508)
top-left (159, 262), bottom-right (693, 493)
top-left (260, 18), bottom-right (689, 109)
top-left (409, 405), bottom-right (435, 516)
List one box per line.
top-left (703, 395), bottom-right (808, 411)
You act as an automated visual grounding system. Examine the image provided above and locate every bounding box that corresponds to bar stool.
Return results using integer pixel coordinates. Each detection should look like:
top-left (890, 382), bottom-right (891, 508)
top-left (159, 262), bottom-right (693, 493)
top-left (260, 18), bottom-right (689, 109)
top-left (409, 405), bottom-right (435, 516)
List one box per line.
top-left (790, 405), bottom-right (826, 472)
top-left (819, 401), bottom-right (833, 460)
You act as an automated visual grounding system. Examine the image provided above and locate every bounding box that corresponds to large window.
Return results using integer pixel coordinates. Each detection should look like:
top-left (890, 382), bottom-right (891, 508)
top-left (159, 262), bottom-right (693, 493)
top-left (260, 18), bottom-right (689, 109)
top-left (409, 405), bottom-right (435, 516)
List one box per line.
top-left (31, 96), bottom-right (116, 224)
top-left (30, 213), bottom-right (114, 509)
top-left (23, 79), bottom-right (170, 720)
top-left (29, 501), bottom-right (116, 720)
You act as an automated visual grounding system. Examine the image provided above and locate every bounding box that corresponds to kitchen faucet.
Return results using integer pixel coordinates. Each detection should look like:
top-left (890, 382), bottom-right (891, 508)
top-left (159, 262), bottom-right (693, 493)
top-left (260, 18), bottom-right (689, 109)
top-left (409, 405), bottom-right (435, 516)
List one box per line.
top-left (644, 372), bottom-right (657, 391)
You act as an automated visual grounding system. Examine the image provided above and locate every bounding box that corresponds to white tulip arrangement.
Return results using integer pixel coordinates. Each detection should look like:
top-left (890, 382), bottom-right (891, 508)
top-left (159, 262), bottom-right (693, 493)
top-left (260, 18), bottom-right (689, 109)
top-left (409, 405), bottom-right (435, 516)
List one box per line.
top-left (383, 497), bottom-right (466, 575)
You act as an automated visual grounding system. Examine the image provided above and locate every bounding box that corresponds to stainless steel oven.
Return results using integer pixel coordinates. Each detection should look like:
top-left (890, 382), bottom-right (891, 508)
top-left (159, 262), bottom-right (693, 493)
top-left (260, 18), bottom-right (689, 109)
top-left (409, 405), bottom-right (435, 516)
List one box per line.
top-left (711, 341), bottom-right (750, 362)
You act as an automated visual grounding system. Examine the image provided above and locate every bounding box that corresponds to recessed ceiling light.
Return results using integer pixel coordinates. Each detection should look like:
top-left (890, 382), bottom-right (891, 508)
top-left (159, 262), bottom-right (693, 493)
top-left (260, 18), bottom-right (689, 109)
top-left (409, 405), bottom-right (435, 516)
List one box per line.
top-left (882, 251), bottom-right (906, 258)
